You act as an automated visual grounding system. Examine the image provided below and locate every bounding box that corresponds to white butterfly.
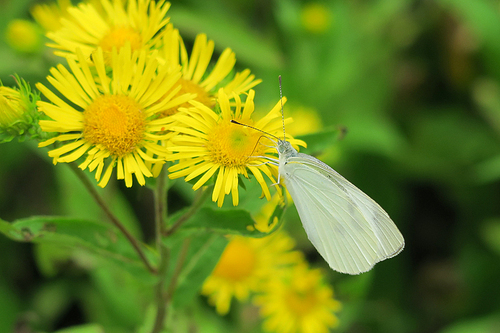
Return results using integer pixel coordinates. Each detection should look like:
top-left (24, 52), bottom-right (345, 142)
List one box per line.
top-left (275, 138), bottom-right (404, 274)
top-left (231, 79), bottom-right (404, 274)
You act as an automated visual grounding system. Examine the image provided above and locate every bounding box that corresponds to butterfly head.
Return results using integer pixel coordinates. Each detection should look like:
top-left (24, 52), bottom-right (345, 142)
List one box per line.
top-left (277, 139), bottom-right (298, 157)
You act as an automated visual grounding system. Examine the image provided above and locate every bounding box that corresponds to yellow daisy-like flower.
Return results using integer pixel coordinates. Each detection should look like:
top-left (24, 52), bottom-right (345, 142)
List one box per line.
top-left (254, 263), bottom-right (341, 333)
top-left (31, 0), bottom-right (72, 32)
top-left (158, 24), bottom-right (261, 117)
top-left (201, 232), bottom-right (302, 315)
top-left (37, 45), bottom-right (194, 187)
top-left (168, 88), bottom-right (305, 207)
top-left (46, 0), bottom-right (170, 60)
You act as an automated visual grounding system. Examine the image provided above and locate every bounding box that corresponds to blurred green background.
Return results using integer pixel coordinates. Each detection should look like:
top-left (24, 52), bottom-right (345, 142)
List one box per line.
top-left (2, 0), bottom-right (500, 332)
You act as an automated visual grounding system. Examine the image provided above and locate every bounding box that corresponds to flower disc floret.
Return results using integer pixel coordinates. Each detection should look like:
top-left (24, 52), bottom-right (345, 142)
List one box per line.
top-left (83, 95), bottom-right (145, 156)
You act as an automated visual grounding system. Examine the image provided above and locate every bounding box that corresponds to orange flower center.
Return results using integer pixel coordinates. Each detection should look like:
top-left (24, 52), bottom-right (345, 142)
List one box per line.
top-left (83, 95), bottom-right (145, 156)
top-left (284, 286), bottom-right (319, 316)
top-left (206, 121), bottom-right (265, 167)
top-left (212, 238), bottom-right (256, 282)
top-left (99, 26), bottom-right (142, 53)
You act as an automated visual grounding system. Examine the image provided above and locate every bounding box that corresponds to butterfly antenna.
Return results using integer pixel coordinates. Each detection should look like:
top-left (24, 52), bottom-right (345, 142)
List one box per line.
top-left (279, 75), bottom-right (286, 142)
top-left (230, 120), bottom-right (280, 141)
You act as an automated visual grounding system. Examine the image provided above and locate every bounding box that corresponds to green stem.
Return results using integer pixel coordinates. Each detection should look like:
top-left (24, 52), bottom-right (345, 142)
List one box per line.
top-left (151, 185), bottom-right (211, 332)
top-left (154, 168), bottom-right (168, 249)
top-left (68, 162), bottom-right (157, 275)
top-left (151, 170), bottom-right (170, 333)
top-left (163, 186), bottom-right (212, 237)
top-left (151, 244), bottom-right (169, 333)
top-left (165, 238), bottom-right (191, 300)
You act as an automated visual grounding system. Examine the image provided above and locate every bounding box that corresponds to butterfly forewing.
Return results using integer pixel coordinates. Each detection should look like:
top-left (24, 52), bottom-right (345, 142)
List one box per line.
top-left (280, 149), bottom-right (404, 274)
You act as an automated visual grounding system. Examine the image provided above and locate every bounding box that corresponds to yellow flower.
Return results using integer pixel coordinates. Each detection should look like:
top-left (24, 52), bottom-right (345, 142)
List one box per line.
top-left (252, 193), bottom-right (284, 233)
top-left (31, 0), bottom-right (72, 32)
top-left (282, 105), bottom-right (322, 136)
top-left (301, 3), bottom-right (332, 34)
top-left (202, 232), bottom-right (302, 315)
top-left (5, 19), bottom-right (42, 54)
top-left (254, 263), bottom-right (341, 333)
top-left (168, 88), bottom-right (305, 207)
top-left (0, 87), bottom-right (29, 130)
top-left (158, 24), bottom-right (261, 117)
top-left (37, 45), bottom-right (194, 188)
top-left (0, 77), bottom-right (40, 143)
top-left (46, 0), bottom-right (170, 60)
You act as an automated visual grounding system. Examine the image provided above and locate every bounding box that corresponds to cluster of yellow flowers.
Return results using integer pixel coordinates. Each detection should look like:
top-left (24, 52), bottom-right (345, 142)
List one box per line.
top-left (203, 197), bottom-right (341, 333)
top-left (33, 0), bottom-right (305, 206)
top-left (26, 0), bottom-right (341, 331)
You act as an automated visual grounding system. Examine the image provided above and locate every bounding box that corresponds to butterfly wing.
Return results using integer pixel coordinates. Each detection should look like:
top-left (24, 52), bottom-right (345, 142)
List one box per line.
top-left (281, 154), bottom-right (404, 274)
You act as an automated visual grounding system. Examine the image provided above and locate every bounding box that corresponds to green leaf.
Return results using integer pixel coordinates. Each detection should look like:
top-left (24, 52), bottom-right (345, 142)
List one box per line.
top-left (168, 231), bottom-right (228, 309)
top-left (89, 265), bottom-right (152, 328)
top-left (55, 164), bottom-right (143, 239)
top-left (266, 197), bottom-right (287, 231)
top-left (54, 324), bottom-right (105, 333)
top-left (475, 154), bottom-right (500, 183)
top-left (34, 243), bottom-right (74, 277)
top-left (0, 276), bottom-right (21, 332)
top-left (296, 127), bottom-right (345, 156)
top-left (179, 207), bottom-right (269, 238)
top-left (439, 315), bottom-right (500, 333)
top-left (0, 216), bottom-right (157, 282)
top-left (481, 219), bottom-right (500, 255)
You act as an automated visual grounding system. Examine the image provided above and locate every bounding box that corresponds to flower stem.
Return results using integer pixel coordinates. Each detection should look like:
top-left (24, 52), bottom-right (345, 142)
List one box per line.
top-left (151, 169), bottom-right (170, 333)
top-left (151, 185), bottom-right (211, 332)
top-left (68, 162), bottom-right (157, 274)
top-left (163, 186), bottom-right (211, 237)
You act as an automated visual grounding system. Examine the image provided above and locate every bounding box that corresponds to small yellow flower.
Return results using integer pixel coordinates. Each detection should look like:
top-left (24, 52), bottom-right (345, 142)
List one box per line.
top-left (168, 88), bottom-right (305, 207)
top-left (252, 193), bottom-right (284, 233)
top-left (46, 0), bottom-right (170, 60)
top-left (283, 105), bottom-right (322, 136)
top-left (5, 19), bottom-right (42, 54)
top-left (254, 263), bottom-right (341, 333)
top-left (37, 45), bottom-right (194, 187)
top-left (0, 87), bottom-right (28, 130)
top-left (31, 0), bottom-right (72, 32)
top-left (202, 232), bottom-right (302, 315)
top-left (0, 78), bottom-right (39, 143)
top-left (158, 24), bottom-right (261, 117)
top-left (301, 3), bottom-right (332, 34)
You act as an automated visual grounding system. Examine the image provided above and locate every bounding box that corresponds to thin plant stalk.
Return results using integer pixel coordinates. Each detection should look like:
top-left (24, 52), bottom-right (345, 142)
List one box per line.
top-left (69, 162), bottom-right (157, 274)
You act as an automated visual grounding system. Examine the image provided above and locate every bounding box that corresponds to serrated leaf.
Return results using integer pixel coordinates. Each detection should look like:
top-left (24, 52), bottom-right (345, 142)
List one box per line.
top-left (0, 216), bottom-right (157, 282)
